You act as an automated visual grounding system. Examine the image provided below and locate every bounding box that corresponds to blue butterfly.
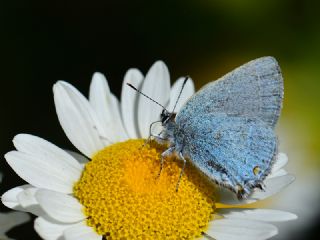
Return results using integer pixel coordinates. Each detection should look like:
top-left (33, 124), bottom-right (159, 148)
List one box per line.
top-left (129, 56), bottom-right (283, 199)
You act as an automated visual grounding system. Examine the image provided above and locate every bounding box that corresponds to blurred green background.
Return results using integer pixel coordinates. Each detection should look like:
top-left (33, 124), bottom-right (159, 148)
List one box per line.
top-left (0, 0), bottom-right (319, 239)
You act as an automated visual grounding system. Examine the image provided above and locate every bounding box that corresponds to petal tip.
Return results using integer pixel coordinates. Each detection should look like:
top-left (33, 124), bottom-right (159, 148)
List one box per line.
top-left (152, 60), bottom-right (167, 69)
top-left (92, 72), bottom-right (106, 82)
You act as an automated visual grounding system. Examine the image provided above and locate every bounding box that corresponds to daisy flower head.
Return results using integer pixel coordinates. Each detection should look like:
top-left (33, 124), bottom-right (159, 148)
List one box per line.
top-left (2, 61), bottom-right (297, 240)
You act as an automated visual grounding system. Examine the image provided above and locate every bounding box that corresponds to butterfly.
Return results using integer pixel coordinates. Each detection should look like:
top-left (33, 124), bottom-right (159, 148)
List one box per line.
top-left (128, 56), bottom-right (283, 199)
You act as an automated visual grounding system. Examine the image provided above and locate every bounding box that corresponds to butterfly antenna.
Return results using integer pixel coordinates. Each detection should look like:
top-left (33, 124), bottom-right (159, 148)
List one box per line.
top-left (171, 76), bottom-right (189, 113)
top-left (127, 83), bottom-right (168, 110)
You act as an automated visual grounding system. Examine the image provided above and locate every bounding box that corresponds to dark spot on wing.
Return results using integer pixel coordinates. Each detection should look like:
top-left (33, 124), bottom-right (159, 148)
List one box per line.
top-left (206, 159), bottom-right (228, 175)
top-left (213, 132), bottom-right (222, 140)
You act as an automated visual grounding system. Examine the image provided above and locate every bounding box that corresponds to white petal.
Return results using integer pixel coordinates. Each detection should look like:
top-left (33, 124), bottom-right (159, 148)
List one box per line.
top-left (219, 208), bottom-right (297, 222)
top-left (54, 81), bottom-right (105, 158)
top-left (5, 150), bottom-right (79, 194)
top-left (1, 185), bottom-right (31, 210)
top-left (34, 217), bottom-right (79, 240)
top-left (36, 189), bottom-right (85, 223)
top-left (167, 77), bottom-right (195, 112)
top-left (121, 68), bottom-right (144, 138)
top-left (0, 212), bottom-right (30, 233)
top-left (15, 187), bottom-right (49, 217)
top-left (2, 185), bottom-right (52, 218)
top-left (110, 93), bottom-right (129, 141)
top-left (250, 174), bottom-right (295, 201)
top-left (267, 169), bottom-right (288, 179)
top-left (88, 73), bottom-right (114, 144)
top-left (137, 61), bottom-right (170, 138)
top-left (89, 73), bottom-right (128, 143)
top-left (64, 222), bottom-right (102, 240)
top-left (218, 175), bottom-right (295, 205)
top-left (66, 150), bottom-right (89, 165)
top-left (205, 219), bottom-right (278, 240)
top-left (13, 133), bottom-right (82, 178)
top-left (17, 187), bottom-right (38, 206)
top-left (271, 153), bottom-right (288, 173)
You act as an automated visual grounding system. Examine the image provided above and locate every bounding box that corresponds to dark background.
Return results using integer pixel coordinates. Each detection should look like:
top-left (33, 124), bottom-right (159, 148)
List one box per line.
top-left (1, 0), bottom-right (319, 239)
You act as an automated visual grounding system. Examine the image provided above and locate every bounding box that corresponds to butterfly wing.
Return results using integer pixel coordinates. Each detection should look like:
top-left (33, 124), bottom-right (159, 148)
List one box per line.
top-left (176, 56), bottom-right (283, 128)
top-left (177, 113), bottom-right (277, 199)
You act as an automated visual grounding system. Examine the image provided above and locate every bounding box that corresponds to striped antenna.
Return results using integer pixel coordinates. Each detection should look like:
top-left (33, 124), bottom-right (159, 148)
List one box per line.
top-left (126, 83), bottom-right (168, 111)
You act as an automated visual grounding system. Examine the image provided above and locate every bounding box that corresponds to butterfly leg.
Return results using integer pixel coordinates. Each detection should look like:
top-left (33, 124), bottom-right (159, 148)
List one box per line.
top-left (152, 135), bottom-right (167, 145)
top-left (176, 152), bottom-right (187, 192)
top-left (142, 120), bottom-right (162, 148)
top-left (157, 146), bottom-right (175, 178)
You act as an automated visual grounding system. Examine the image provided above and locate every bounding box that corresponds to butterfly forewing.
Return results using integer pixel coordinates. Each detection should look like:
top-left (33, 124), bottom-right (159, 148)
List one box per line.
top-left (176, 56), bottom-right (283, 128)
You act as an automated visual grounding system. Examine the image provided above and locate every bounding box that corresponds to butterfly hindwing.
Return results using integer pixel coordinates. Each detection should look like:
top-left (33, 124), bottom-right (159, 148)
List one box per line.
top-left (177, 113), bottom-right (277, 198)
top-left (176, 56), bottom-right (283, 128)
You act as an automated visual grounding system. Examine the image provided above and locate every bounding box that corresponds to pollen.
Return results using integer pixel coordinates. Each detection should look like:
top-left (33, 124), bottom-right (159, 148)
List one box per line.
top-left (73, 139), bottom-right (216, 240)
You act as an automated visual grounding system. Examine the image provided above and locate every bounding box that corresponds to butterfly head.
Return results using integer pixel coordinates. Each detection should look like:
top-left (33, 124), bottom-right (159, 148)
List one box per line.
top-left (127, 76), bottom-right (188, 126)
top-left (160, 109), bottom-right (176, 125)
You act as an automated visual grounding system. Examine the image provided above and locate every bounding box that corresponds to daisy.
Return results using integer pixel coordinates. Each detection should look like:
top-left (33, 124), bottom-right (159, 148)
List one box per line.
top-left (2, 61), bottom-right (297, 240)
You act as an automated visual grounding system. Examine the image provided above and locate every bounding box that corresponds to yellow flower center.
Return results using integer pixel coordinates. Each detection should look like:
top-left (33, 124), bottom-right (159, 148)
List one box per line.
top-left (73, 139), bottom-right (216, 240)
